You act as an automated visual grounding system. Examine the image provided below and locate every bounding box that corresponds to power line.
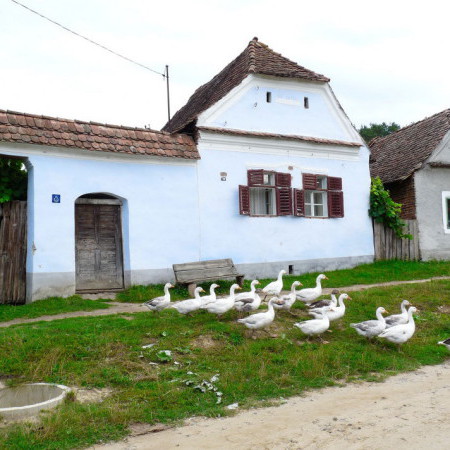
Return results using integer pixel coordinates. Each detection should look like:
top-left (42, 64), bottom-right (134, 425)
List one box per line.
top-left (10, 0), bottom-right (166, 78)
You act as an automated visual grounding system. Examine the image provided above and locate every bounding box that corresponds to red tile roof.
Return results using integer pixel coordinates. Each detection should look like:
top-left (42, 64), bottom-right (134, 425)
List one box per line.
top-left (163, 37), bottom-right (329, 134)
top-left (370, 109), bottom-right (450, 183)
top-left (0, 109), bottom-right (199, 160)
top-left (199, 126), bottom-right (361, 147)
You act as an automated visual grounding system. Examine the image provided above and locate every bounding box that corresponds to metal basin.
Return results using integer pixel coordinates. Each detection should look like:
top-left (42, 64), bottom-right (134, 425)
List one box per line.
top-left (0, 383), bottom-right (70, 419)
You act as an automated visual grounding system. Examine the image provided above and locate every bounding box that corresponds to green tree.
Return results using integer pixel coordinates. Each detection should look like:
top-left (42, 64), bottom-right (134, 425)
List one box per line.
top-left (358, 122), bottom-right (400, 144)
top-left (0, 158), bottom-right (27, 203)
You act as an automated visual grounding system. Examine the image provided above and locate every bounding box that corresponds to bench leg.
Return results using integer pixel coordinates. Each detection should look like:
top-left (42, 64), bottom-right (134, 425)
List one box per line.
top-left (236, 276), bottom-right (244, 287)
top-left (188, 283), bottom-right (197, 297)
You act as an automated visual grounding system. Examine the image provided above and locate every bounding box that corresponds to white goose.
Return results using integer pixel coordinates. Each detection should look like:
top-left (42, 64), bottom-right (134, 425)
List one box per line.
top-left (262, 270), bottom-right (286, 299)
top-left (205, 283), bottom-right (241, 317)
top-left (310, 293), bottom-right (351, 322)
top-left (438, 338), bottom-right (450, 350)
top-left (234, 280), bottom-right (261, 313)
top-left (294, 310), bottom-right (331, 340)
top-left (200, 283), bottom-right (220, 308)
top-left (385, 300), bottom-right (411, 328)
top-left (378, 306), bottom-right (417, 345)
top-left (296, 274), bottom-right (328, 304)
top-left (142, 282), bottom-right (174, 311)
top-left (273, 281), bottom-right (302, 313)
top-left (237, 297), bottom-right (277, 332)
top-left (308, 289), bottom-right (340, 310)
top-left (170, 287), bottom-right (205, 315)
top-left (350, 307), bottom-right (388, 338)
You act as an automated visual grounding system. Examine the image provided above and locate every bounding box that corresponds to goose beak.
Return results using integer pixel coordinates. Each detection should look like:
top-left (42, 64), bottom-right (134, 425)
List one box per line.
top-left (324, 276), bottom-right (329, 280)
top-left (348, 296), bottom-right (352, 300)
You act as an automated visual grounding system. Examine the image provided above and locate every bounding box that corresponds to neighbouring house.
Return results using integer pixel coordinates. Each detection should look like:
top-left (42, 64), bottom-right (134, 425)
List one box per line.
top-left (0, 37), bottom-right (374, 302)
top-left (370, 109), bottom-right (450, 260)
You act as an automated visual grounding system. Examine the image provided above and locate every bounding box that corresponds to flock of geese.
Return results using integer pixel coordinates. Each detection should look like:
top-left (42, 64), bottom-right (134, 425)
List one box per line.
top-left (142, 269), bottom-right (428, 348)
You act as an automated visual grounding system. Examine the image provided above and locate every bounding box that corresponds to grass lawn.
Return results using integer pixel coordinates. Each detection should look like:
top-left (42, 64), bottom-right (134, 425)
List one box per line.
top-left (0, 296), bottom-right (111, 323)
top-left (2, 260), bottom-right (450, 324)
top-left (0, 278), bottom-right (449, 449)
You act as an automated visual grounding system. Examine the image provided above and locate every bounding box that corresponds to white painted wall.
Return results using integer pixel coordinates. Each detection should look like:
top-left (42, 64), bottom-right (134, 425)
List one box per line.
top-left (415, 138), bottom-right (450, 260)
top-left (1, 143), bottom-right (200, 300)
top-left (196, 132), bottom-right (374, 275)
top-left (197, 75), bottom-right (361, 143)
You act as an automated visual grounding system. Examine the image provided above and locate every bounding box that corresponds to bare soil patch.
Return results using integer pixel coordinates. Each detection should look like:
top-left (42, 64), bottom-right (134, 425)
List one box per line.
top-left (92, 361), bottom-right (450, 450)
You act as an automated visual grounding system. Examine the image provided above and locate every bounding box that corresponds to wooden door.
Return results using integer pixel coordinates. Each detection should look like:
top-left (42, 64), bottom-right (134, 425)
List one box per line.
top-left (0, 201), bottom-right (27, 304)
top-left (75, 203), bottom-right (124, 291)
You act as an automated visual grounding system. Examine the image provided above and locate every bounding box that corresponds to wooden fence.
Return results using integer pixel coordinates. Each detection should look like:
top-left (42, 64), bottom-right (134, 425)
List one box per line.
top-left (373, 219), bottom-right (420, 261)
top-left (0, 201), bottom-right (27, 304)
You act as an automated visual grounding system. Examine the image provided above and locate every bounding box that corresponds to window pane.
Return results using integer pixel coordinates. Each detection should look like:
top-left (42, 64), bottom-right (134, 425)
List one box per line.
top-left (305, 204), bottom-right (312, 216)
top-left (250, 187), bottom-right (275, 215)
top-left (447, 199), bottom-right (450, 228)
top-left (314, 204), bottom-right (324, 216)
top-left (263, 173), bottom-right (275, 186)
top-left (313, 192), bottom-right (323, 204)
top-left (317, 176), bottom-right (327, 189)
top-left (305, 191), bottom-right (312, 203)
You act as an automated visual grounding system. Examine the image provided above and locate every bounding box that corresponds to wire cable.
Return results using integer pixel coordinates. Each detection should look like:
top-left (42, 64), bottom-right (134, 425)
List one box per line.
top-left (10, 0), bottom-right (166, 78)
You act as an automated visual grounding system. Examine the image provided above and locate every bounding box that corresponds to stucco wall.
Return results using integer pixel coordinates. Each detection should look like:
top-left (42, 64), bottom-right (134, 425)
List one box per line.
top-left (1, 144), bottom-right (200, 300)
top-left (197, 75), bottom-right (356, 142)
top-left (196, 135), bottom-right (374, 276)
top-left (415, 167), bottom-right (450, 260)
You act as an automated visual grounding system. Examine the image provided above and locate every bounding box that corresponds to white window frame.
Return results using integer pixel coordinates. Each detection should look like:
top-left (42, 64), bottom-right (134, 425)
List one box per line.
top-left (441, 191), bottom-right (450, 233)
top-left (305, 190), bottom-right (328, 218)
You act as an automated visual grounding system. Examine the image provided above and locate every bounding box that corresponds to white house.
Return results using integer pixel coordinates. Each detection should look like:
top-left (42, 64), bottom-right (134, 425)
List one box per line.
top-left (0, 38), bottom-right (374, 301)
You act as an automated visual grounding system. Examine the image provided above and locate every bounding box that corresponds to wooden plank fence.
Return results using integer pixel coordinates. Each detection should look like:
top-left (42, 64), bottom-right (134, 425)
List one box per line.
top-left (373, 219), bottom-right (420, 261)
top-left (0, 201), bottom-right (27, 304)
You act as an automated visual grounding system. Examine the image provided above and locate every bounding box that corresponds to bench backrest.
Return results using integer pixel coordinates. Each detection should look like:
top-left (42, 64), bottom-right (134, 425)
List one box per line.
top-left (173, 259), bottom-right (241, 284)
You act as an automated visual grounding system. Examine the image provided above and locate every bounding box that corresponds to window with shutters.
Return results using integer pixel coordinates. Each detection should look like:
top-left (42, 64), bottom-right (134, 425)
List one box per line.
top-left (239, 170), bottom-right (292, 217)
top-left (293, 173), bottom-right (344, 218)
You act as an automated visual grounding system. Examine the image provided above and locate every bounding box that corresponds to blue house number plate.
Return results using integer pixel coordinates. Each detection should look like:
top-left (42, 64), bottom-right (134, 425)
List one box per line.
top-left (52, 194), bottom-right (61, 203)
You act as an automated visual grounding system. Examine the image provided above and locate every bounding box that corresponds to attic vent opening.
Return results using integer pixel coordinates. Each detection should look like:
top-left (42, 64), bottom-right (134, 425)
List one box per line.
top-left (266, 92), bottom-right (272, 103)
top-left (288, 264), bottom-right (294, 274)
top-left (304, 97), bottom-right (309, 109)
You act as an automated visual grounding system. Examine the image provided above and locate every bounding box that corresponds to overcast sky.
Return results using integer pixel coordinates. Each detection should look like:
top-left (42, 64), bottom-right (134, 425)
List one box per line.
top-left (1, 0), bottom-right (449, 132)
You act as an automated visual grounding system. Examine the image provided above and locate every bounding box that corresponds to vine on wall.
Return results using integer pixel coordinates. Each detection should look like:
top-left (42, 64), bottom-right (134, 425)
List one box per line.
top-left (369, 177), bottom-right (412, 239)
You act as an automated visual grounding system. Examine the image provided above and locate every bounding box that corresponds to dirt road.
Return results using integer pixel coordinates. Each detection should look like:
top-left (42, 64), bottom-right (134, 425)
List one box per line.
top-left (93, 361), bottom-right (450, 450)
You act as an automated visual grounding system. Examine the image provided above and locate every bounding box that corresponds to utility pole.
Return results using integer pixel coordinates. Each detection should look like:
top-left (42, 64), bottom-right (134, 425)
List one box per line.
top-left (165, 65), bottom-right (171, 123)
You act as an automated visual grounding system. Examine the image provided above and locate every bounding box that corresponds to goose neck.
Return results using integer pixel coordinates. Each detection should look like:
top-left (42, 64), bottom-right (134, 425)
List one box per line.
top-left (376, 309), bottom-right (385, 323)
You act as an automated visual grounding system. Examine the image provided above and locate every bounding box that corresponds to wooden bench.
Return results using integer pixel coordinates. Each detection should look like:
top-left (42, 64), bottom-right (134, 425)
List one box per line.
top-left (173, 259), bottom-right (244, 297)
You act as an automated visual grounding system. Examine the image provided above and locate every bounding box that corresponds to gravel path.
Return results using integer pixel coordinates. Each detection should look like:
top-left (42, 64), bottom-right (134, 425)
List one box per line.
top-left (1, 276), bottom-right (450, 328)
top-left (92, 362), bottom-right (450, 450)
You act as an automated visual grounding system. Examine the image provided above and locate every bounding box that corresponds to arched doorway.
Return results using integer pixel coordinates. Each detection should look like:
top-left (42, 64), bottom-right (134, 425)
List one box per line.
top-left (75, 193), bottom-right (124, 292)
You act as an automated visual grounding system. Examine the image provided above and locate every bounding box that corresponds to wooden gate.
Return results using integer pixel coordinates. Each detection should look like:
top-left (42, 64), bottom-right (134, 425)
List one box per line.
top-left (0, 201), bottom-right (27, 304)
top-left (373, 219), bottom-right (420, 260)
top-left (75, 201), bottom-right (124, 292)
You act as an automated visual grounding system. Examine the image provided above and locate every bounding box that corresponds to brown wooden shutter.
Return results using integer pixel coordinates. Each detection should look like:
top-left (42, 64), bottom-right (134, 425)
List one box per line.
top-left (328, 191), bottom-right (344, 218)
top-left (276, 188), bottom-right (292, 215)
top-left (247, 169), bottom-right (264, 186)
top-left (328, 176), bottom-right (342, 191)
top-left (239, 185), bottom-right (250, 215)
top-left (293, 189), bottom-right (305, 216)
top-left (275, 172), bottom-right (291, 187)
top-left (302, 173), bottom-right (317, 189)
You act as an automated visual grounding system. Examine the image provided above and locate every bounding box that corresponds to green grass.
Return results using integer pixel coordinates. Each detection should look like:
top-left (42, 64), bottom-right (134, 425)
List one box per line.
top-left (116, 259), bottom-right (450, 303)
top-left (0, 279), bottom-right (449, 449)
top-left (0, 296), bottom-right (110, 323)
